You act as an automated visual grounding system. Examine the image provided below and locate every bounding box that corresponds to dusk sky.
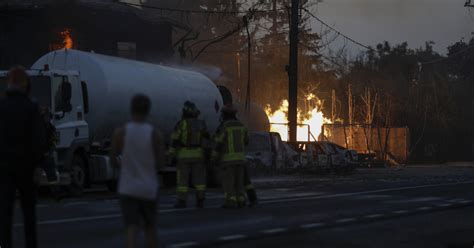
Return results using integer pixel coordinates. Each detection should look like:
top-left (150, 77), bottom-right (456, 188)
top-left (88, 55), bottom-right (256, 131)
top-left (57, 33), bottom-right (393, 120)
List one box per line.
top-left (312, 0), bottom-right (473, 55)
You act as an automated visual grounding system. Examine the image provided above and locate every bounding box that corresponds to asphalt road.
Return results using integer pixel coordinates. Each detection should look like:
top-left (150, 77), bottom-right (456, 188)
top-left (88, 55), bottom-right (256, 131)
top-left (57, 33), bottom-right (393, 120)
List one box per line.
top-left (11, 165), bottom-right (474, 248)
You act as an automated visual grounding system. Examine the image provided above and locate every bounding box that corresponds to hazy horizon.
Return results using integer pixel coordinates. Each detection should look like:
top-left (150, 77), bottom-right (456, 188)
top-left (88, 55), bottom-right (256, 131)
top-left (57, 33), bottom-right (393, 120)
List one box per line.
top-left (313, 0), bottom-right (473, 55)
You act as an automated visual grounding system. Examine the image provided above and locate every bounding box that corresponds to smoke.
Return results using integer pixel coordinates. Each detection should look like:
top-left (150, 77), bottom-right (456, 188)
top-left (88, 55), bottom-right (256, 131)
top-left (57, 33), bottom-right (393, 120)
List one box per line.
top-left (165, 63), bottom-right (223, 81)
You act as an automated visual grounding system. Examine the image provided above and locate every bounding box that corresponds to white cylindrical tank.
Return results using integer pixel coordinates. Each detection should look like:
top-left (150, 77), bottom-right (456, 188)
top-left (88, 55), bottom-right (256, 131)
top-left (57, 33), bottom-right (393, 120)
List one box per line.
top-left (32, 49), bottom-right (224, 142)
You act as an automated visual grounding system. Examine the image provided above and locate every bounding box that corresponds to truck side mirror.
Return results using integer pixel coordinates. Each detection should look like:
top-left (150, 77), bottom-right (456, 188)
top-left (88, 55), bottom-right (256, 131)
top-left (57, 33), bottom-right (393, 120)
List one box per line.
top-left (61, 80), bottom-right (72, 112)
top-left (81, 81), bottom-right (89, 114)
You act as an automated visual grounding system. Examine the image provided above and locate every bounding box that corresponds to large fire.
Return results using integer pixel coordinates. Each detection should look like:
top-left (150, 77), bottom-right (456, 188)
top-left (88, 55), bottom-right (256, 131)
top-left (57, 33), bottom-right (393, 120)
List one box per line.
top-left (265, 94), bottom-right (331, 142)
top-left (61, 29), bottom-right (73, 49)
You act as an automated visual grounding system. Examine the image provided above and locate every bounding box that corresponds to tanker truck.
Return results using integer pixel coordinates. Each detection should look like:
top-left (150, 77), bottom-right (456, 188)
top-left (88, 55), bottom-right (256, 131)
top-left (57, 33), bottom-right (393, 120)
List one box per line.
top-left (0, 49), bottom-right (224, 193)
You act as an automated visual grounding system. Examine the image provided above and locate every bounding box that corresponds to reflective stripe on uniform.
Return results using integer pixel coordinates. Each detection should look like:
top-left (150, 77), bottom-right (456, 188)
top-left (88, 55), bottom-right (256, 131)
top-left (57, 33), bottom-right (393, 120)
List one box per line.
top-left (176, 147), bottom-right (203, 159)
top-left (213, 120), bottom-right (247, 162)
top-left (181, 120), bottom-right (189, 145)
top-left (222, 152), bottom-right (245, 162)
top-left (195, 184), bottom-right (206, 191)
top-left (169, 147), bottom-right (177, 156)
top-left (177, 186), bottom-right (188, 193)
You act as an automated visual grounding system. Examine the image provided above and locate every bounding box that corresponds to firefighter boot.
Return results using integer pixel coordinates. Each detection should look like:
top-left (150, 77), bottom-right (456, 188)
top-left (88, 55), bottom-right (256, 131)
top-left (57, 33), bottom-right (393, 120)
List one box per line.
top-left (237, 196), bottom-right (246, 208)
top-left (196, 192), bottom-right (205, 208)
top-left (196, 199), bottom-right (204, 208)
top-left (247, 188), bottom-right (258, 207)
top-left (174, 200), bottom-right (187, 209)
top-left (221, 197), bottom-right (237, 209)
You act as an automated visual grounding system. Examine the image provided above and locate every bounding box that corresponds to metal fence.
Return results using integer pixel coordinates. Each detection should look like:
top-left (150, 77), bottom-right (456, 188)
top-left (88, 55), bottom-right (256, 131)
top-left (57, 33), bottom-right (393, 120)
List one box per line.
top-left (322, 124), bottom-right (410, 165)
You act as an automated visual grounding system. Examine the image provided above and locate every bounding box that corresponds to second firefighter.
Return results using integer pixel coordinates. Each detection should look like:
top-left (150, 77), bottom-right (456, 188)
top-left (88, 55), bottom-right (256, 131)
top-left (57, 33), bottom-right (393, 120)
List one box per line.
top-left (213, 105), bottom-right (249, 208)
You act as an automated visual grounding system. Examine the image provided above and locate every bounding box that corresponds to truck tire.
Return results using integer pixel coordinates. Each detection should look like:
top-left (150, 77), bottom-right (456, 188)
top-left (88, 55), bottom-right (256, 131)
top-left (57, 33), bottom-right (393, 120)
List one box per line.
top-left (70, 154), bottom-right (88, 195)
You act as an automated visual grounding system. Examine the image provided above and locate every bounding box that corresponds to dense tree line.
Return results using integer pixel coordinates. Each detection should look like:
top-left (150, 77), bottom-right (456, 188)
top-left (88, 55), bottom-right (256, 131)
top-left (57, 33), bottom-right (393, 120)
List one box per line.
top-left (145, 0), bottom-right (473, 161)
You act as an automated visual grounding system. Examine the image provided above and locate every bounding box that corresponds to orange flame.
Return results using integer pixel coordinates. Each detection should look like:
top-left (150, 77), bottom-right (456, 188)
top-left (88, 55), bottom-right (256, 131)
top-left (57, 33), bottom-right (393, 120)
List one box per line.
top-left (265, 94), bottom-right (331, 142)
top-left (61, 29), bottom-right (73, 49)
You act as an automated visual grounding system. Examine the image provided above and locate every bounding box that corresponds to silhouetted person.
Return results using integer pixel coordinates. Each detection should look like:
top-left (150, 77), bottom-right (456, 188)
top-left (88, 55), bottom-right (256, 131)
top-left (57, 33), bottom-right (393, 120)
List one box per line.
top-left (111, 94), bottom-right (164, 248)
top-left (0, 66), bottom-right (46, 248)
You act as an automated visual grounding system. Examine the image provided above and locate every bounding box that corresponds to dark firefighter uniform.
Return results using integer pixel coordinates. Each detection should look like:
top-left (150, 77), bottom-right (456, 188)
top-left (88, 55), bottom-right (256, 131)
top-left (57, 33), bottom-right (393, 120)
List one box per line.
top-left (170, 101), bottom-right (209, 208)
top-left (213, 106), bottom-right (249, 208)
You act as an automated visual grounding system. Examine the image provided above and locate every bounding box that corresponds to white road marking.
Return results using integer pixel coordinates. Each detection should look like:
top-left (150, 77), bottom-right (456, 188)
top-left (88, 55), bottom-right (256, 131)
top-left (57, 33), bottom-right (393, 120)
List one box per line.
top-left (292, 192), bottom-right (326, 197)
top-left (14, 214), bottom-right (121, 227)
top-left (437, 203), bottom-right (453, 207)
top-left (351, 194), bottom-right (391, 200)
top-left (218, 234), bottom-right (247, 241)
top-left (260, 192), bottom-right (324, 200)
top-left (301, 223), bottom-right (324, 229)
top-left (20, 181), bottom-right (474, 226)
top-left (392, 210), bottom-right (409, 214)
top-left (335, 218), bottom-right (356, 223)
top-left (459, 200), bottom-right (472, 204)
top-left (64, 202), bottom-right (88, 206)
top-left (261, 228), bottom-right (287, 234)
top-left (262, 181), bottom-right (474, 205)
top-left (168, 242), bottom-right (200, 248)
top-left (385, 197), bottom-right (443, 204)
top-left (417, 206), bottom-right (432, 211)
top-left (365, 214), bottom-right (384, 219)
top-left (447, 198), bottom-right (466, 203)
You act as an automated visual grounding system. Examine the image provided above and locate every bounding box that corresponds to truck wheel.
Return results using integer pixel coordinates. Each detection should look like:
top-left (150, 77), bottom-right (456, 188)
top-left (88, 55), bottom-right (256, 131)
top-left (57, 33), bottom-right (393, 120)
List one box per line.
top-left (70, 154), bottom-right (88, 195)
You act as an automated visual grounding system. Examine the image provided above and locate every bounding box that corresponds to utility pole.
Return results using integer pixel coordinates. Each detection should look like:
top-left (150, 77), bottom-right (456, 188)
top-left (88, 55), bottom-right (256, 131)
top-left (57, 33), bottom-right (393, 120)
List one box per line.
top-left (348, 84), bottom-right (353, 148)
top-left (235, 52), bottom-right (241, 101)
top-left (331, 89), bottom-right (336, 122)
top-left (244, 15), bottom-right (252, 113)
top-left (272, 0), bottom-right (277, 32)
top-left (288, 0), bottom-right (299, 142)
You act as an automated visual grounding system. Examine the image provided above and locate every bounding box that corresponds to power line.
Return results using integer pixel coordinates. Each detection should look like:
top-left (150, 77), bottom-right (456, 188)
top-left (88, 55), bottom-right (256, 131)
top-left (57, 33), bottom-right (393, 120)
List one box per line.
top-left (302, 8), bottom-right (373, 51)
top-left (115, 1), bottom-right (288, 15)
top-left (303, 7), bottom-right (474, 66)
top-left (421, 43), bottom-right (474, 65)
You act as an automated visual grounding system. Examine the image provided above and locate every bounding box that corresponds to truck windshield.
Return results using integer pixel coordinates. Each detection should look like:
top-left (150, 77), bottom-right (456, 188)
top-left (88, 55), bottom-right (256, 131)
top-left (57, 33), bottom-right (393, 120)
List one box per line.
top-left (0, 76), bottom-right (52, 109)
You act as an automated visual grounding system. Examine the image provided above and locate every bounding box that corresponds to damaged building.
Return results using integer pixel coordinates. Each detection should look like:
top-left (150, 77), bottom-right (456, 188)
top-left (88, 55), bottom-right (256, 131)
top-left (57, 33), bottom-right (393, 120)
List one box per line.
top-left (0, 0), bottom-right (186, 68)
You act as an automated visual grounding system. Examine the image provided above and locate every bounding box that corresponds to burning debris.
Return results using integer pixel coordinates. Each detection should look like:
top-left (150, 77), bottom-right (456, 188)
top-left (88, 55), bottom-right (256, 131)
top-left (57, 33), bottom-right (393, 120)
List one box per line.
top-left (61, 28), bottom-right (73, 49)
top-left (265, 94), bottom-right (332, 142)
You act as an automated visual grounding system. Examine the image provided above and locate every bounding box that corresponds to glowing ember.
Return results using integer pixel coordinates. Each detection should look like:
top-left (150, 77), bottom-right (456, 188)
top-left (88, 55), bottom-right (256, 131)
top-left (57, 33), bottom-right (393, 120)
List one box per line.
top-left (61, 29), bottom-right (73, 49)
top-left (265, 95), bottom-right (331, 142)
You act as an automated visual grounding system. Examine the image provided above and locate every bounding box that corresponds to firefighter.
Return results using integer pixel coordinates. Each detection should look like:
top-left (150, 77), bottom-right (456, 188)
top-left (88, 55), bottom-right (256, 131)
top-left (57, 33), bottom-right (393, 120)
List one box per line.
top-left (213, 105), bottom-right (249, 208)
top-left (170, 101), bottom-right (209, 208)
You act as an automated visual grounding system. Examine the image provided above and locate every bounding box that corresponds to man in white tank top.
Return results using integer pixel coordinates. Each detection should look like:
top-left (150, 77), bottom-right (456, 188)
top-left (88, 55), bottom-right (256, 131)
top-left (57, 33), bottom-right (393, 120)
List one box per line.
top-left (111, 94), bottom-right (164, 248)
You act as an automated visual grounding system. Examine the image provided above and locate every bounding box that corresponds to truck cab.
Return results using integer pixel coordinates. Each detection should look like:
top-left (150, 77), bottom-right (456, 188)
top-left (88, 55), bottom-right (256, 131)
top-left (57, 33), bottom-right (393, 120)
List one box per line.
top-left (0, 69), bottom-right (93, 191)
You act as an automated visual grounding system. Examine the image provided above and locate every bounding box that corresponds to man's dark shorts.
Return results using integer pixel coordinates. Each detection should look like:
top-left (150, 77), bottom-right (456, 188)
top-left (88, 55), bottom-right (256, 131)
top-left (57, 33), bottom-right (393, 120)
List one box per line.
top-left (119, 195), bottom-right (157, 227)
